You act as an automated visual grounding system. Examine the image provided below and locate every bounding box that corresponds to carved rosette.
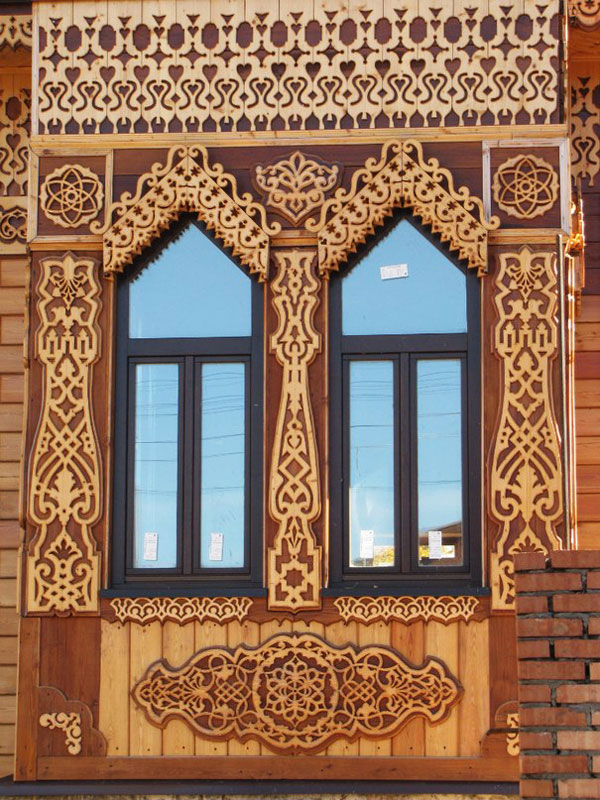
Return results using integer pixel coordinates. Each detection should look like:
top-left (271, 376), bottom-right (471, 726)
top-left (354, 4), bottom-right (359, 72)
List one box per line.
top-left (109, 596), bottom-right (253, 625)
top-left (334, 595), bottom-right (480, 624)
top-left (489, 247), bottom-right (563, 610)
top-left (132, 632), bottom-right (462, 754)
top-left (41, 164), bottom-right (104, 228)
top-left (268, 250), bottom-right (322, 610)
top-left (492, 155), bottom-right (559, 220)
top-left (26, 254), bottom-right (102, 614)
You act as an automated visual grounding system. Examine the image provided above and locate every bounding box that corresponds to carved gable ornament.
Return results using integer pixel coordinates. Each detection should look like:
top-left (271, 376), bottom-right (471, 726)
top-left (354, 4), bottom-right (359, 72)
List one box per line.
top-left (95, 145), bottom-right (279, 279)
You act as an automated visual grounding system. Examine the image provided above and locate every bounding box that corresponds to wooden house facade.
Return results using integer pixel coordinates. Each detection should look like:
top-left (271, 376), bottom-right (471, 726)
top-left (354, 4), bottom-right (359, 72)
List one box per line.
top-left (0, 0), bottom-right (596, 792)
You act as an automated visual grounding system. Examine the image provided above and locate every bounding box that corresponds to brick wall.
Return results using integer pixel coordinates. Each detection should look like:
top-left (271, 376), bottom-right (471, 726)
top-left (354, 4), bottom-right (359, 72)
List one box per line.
top-left (515, 550), bottom-right (600, 799)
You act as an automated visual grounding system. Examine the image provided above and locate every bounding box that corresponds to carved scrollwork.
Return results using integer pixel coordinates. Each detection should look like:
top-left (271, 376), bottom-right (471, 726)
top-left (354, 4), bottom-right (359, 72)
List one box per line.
top-left (310, 140), bottom-right (498, 277)
top-left (95, 145), bottom-right (278, 278)
top-left (41, 164), bottom-right (104, 229)
top-left (569, 0), bottom-right (600, 29)
top-left (109, 596), bottom-right (253, 625)
top-left (334, 595), bottom-right (480, 625)
top-left (492, 155), bottom-right (559, 220)
top-left (268, 250), bottom-right (322, 611)
top-left (489, 247), bottom-right (563, 610)
top-left (571, 72), bottom-right (600, 186)
top-left (38, 685), bottom-right (107, 756)
top-left (0, 77), bottom-right (30, 196)
top-left (0, 14), bottom-right (32, 50)
top-left (506, 712), bottom-right (520, 756)
top-left (0, 204), bottom-right (26, 244)
top-left (40, 712), bottom-right (82, 755)
top-left (132, 632), bottom-right (462, 754)
top-left (26, 254), bottom-right (102, 614)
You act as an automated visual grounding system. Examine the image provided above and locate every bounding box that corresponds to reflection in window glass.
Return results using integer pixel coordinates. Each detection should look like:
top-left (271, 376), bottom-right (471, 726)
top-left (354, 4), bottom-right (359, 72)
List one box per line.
top-left (417, 359), bottom-right (463, 567)
top-left (200, 363), bottom-right (246, 568)
top-left (349, 361), bottom-right (395, 568)
top-left (133, 363), bottom-right (179, 569)
top-left (129, 224), bottom-right (251, 339)
top-left (342, 219), bottom-right (466, 336)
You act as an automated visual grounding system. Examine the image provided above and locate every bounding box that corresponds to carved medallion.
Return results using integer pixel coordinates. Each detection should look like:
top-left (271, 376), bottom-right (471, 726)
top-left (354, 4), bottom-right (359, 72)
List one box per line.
top-left (133, 632), bottom-right (462, 754)
top-left (334, 595), bottom-right (480, 624)
top-left (492, 155), bottom-right (559, 220)
top-left (109, 596), bottom-right (252, 625)
top-left (41, 164), bottom-right (104, 228)
top-left (254, 152), bottom-right (340, 225)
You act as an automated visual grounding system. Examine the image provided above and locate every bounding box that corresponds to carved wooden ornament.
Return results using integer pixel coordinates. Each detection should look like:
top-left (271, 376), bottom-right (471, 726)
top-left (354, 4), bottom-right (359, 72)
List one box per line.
top-left (109, 596), bottom-right (252, 625)
top-left (95, 145), bottom-right (278, 278)
top-left (41, 164), bottom-right (104, 229)
top-left (569, 0), bottom-right (600, 29)
top-left (0, 203), bottom-right (26, 245)
top-left (334, 595), bottom-right (480, 625)
top-left (0, 14), bottom-right (32, 50)
top-left (571, 72), bottom-right (600, 186)
top-left (26, 254), bottom-right (102, 614)
top-left (132, 632), bottom-right (462, 754)
top-left (489, 247), bottom-right (563, 610)
top-left (492, 155), bottom-right (559, 220)
top-left (39, 712), bottom-right (82, 755)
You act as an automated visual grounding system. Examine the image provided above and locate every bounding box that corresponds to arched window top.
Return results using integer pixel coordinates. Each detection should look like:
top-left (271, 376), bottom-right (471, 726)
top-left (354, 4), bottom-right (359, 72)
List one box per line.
top-left (128, 223), bottom-right (252, 339)
top-left (341, 218), bottom-right (467, 336)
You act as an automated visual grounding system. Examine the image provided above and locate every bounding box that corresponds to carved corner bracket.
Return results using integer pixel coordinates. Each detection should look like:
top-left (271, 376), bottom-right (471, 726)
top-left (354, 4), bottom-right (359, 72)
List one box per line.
top-left (94, 145), bottom-right (280, 279)
top-left (308, 139), bottom-right (499, 277)
top-left (38, 685), bottom-right (107, 757)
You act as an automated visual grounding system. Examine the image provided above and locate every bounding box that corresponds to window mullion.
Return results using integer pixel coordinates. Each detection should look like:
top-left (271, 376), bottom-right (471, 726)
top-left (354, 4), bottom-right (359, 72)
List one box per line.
top-left (399, 353), bottom-right (411, 574)
top-left (181, 356), bottom-right (195, 575)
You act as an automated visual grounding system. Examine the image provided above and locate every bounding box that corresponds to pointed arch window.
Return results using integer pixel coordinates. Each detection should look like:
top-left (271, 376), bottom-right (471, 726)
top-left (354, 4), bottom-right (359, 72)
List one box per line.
top-left (111, 221), bottom-right (263, 590)
top-left (329, 216), bottom-right (481, 588)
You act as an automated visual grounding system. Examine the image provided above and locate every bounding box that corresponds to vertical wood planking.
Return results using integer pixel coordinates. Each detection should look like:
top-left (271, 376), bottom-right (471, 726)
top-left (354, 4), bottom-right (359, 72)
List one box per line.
top-left (457, 619), bottom-right (490, 756)
top-left (162, 621), bottom-right (195, 755)
top-left (390, 620), bottom-right (425, 756)
top-left (99, 621), bottom-right (130, 756)
top-left (227, 620), bottom-right (260, 755)
top-left (358, 621), bottom-right (391, 756)
top-left (424, 620), bottom-right (460, 756)
top-left (129, 621), bottom-right (162, 756)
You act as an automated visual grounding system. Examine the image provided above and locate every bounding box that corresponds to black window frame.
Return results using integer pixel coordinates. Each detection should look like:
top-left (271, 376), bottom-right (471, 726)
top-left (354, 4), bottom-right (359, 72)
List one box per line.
top-left (327, 214), bottom-right (482, 594)
top-left (110, 219), bottom-right (264, 595)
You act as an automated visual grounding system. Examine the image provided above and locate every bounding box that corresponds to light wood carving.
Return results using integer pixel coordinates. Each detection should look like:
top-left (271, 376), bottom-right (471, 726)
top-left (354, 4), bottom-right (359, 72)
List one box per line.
top-left (571, 70), bottom-right (600, 186)
top-left (334, 596), bottom-right (480, 625)
top-left (569, 0), bottom-right (600, 28)
top-left (506, 712), bottom-right (520, 756)
top-left (39, 713), bottom-right (81, 755)
top-left (254, 152), bottom-right (340, 225)
top-left (34, 2), bottom-right (559, 134)
top-left (132, 632), bottom-right (462, 754)
top-left (109, 596), bottom-right (252, 625)
top-left (489, 247), bottom-right (563, 611)
top-left (0, 14), bottom-right (32, 50)
top-left (492, 155), bottom-right (559, 220)
top-left (310, 140), bottom-right (498, 277)
top-left (0, 70), bottom-right (30, 196)
top-left (26, 253), bottom-right (102, 614)
top-left (268, 250), bottom-right (322, 611)
top-left (41, 164), bottom-right (104, 229)
top-left (94, 145), bottom-right (277, 278)
top-left (0, 200), bottom-right (26, 246)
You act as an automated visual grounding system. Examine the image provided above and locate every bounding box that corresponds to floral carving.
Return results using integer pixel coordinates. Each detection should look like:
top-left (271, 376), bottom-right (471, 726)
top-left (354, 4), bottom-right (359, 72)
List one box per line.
top-left (41, 164), bottom-right (104, 229)
top-left (109, 596), bottom-right (252, 625)
top-left (254, 152), bottom-right (340, 225)
top-left (492, 155), bottom-right (559, 220)
top-left (39, 712), bottom-right (82, 755)
top-left (133, 632), bottom-right (462, 754)
top-left (334, 595), bottom-right (480, 624)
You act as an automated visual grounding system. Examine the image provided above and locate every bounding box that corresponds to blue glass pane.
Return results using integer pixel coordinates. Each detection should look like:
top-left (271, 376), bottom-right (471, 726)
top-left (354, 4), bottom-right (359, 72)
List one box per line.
top-left (129, 224), bottom-right (251, 338)
top-left (349, 361), bottom-right (395, 568)
top-left (133, 363), bottom-right (179, 569)
top-left (200, 363), bottom-right (245, 569)
top-left (342, 219), bottom-right (467, 335)
top-left (417, 359), bottom-right (463, 567)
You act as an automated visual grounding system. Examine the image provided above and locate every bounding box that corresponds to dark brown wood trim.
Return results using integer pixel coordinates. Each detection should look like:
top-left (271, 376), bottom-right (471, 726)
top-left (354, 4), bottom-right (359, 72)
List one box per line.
top-left (14, 617), bottom-right (40, 781)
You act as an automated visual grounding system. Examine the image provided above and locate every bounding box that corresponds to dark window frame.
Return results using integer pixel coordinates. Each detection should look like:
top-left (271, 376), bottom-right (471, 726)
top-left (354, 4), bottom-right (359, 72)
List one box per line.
top-left (327, 215), bottom-right (482, 594)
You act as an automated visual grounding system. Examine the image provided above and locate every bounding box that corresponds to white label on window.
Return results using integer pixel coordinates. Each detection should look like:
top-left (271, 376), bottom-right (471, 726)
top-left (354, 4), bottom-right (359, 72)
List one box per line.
top-left (360, 529), bottom-right (375, 559)
top-left (209, 532), bottom-right (224, 562)
top-left (380, 263), bottom-right (408, 280)
top-left (143, 531), bottom-right (158, 561)
top-left (428, 530), bottom-right (443, 560)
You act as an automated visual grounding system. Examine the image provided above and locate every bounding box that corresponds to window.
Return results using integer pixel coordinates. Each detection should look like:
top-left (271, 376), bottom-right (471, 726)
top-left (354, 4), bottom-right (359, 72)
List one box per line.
top-left (329, 216), bottom-right (481, 588)
top-left (112, 221), bottom-right (263, 590)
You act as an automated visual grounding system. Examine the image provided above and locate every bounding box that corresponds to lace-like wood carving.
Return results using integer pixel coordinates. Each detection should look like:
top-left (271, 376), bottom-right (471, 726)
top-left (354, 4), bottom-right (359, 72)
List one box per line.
top-left (41, 164), bottom-right (104, 229)
top-left (569, 0), bottom-right (600, 28)
top-left (268, 250), bottom-right (322, 611)
top-left (492, 155), bottom-right (559, 220)
top-left (0, 202), bottom-right (26, 245)
top-left (0, 14), bottom-right (32, 50)
top-left (490, 248), bottom-right (563, 611)
top-left (132, 632), bottom-right (462, 754)
top-left (0, 73), bottom-right (30, 196)
top-left (95, 145), bottom-right (277, 278)
top-left (334, 595), bottom-right (480, 625)
top-left (254, 152), bottom-right (340, 225)
top-left (39, 713), bottom-right (82, 755)
top-left (109, 596), bottom-right (252, 625)
top-left (506, 712), bottom-right (520, 756)
top-left (26, 254), bottom-right (102, 614)
top-left (310, 140), bottom-right (498, 277)
top-left (571, 72), bottom-right (600, 186)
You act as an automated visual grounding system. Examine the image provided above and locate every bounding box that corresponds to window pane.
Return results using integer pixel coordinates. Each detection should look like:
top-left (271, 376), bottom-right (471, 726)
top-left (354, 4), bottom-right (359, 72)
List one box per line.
top-left (200, 363), bottom-right (245, 568)
top-left (133, 363), bottom-right (179, 569)
top-left (342, 219), bottom-right (466, 335)
top-left (417, 359), bottom-right (463, 567)
top-left (349, 361), bottom-right (395, 568)
top-left (129, 224), bottom-right (251, 338)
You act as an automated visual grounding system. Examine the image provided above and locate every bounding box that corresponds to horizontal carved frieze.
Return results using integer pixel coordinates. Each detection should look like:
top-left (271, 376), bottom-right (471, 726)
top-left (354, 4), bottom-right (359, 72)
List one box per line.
top-left (334, 595), bottom-right (480, 624)
top-left (108, 596), bottom-right (253, 625)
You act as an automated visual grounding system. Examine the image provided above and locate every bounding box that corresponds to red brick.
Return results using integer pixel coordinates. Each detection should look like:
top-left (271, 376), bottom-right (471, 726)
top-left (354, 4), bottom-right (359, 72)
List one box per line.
top-left (520, 707), bottom-right (587, 727)
top-left (552, 551), bottom-right (600, 569)
top-left (557, 684), bottom-right (600, 703)
top-left (593, 755), bottom-right (600, 772)
top-left (522, 754), bottom-right (588, 774)
top-left (515, 572), bottom-right (583, 593)
top-left (592, 664), bottom-right (600, 681)
top-left (515, 552), bottom-right (549, 571)
top-left (588, 572), bottom-right (600, 589)
top-left (556, 640), bottom-right (600, 658)
top-left (520, 685), bottom-right (552, 703)
top-left (521, 778), bottom-right (554, 798)
top-left (518, 639), bottom-right (551, 659)
top-left (554, 595), bottom-right (600, 612)
top-left (519, 661), bottom-right (586, 681)
top-left (557, 730), bottom-right (600, 749)
top-left (558, 779), bottom-right (600, 798)
top-left (517, 617), bottom-right (584, 637)
top-left (520, 731), bottom-right (554, 750)
top-left (516, 595), bottom-right (550, 614)
top-left (592, 711), bottom-right (600, 725)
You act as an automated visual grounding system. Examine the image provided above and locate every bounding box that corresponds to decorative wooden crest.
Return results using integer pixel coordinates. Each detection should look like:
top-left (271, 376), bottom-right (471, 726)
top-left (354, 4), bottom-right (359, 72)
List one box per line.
top-left (108, 596), bottom-right (252, 625)
top-left (132, 632), bottom-right (462, 754)
top-left (308, 140), bottom-right (499, 277)
top-left (94, 145), bottom-right (279, 278)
